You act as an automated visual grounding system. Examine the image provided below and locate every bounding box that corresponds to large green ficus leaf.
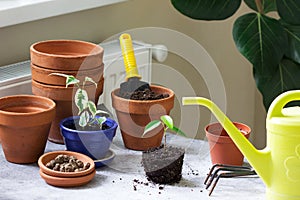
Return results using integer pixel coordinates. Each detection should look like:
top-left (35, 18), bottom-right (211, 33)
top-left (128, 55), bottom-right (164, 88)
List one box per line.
top-left (171, 0), bottom-right (241, 20)
top-left (255, 58), bottom-right (300, 108)
top-left (276, 0), bottom-right (300, 25)
top-left (233, 13), bottom-right (288, 76)
top-left (282, 23), bottom-right (300, 64)
top-left (244, 0), bottom-right (276, 13)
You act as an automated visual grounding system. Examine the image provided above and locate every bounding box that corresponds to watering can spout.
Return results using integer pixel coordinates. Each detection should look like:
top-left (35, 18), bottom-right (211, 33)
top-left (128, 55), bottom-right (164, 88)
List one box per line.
top-left (182, 97), bottom-right (272, 187)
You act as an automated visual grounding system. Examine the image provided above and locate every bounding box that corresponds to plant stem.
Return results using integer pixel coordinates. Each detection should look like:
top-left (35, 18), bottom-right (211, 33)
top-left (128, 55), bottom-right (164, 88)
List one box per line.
top-left (255, 0), bottom-right (263, 14)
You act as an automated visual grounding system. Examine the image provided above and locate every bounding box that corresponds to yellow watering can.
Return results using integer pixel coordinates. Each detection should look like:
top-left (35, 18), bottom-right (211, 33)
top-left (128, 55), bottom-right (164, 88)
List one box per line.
top-left (183, 90), bottom-right (300, 200)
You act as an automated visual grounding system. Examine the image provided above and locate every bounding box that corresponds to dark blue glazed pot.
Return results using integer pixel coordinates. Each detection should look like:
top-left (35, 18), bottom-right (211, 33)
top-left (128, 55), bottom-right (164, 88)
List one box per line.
top-left (60, 116), bottom-right (118, 160)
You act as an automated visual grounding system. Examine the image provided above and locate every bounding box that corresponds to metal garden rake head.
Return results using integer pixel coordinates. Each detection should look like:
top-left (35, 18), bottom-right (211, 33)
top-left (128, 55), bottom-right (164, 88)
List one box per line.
top-left (204, 164), bottom-right (257, 196)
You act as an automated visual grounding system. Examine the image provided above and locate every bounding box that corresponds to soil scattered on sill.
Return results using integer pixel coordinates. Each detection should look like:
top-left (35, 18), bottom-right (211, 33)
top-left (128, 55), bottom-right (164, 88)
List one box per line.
top-left (185, 164), bottom-right (200, 176)
top-left (132, 178), bottom-right (165, 194)
top-left (118, 88), bottom-right (169, 100)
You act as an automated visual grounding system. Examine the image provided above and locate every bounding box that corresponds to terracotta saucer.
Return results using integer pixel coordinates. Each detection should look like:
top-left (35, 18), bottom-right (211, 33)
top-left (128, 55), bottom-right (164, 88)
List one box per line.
top-left (38, 151), bottom-right (95, 178)
top-left (39, 169), bottom-right (96, 187)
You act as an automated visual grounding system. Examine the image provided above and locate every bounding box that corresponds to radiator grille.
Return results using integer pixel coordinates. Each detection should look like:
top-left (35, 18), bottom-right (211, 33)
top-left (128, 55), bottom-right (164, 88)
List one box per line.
top-left (0, 60), bottom-right (31, 87)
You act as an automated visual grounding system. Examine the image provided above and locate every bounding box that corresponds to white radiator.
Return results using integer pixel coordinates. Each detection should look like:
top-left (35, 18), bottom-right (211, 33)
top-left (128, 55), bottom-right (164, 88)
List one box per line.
top-left (0, 40), bottom-right (167, 113)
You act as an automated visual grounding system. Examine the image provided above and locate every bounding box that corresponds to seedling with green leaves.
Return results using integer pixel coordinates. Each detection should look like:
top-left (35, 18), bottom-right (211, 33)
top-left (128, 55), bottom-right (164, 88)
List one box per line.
top-left (50, 73), bottom-right (108, 129)
top-left (142, 115), bottom-right (186, 147)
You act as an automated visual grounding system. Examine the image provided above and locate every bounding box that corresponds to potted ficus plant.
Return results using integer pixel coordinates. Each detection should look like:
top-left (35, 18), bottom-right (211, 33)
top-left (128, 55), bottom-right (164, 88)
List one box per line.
top-left (141, 115), bottom-right (186, 184)
top-left (171, 0), bottom-right (300, 110)
top-left (52, 73), bottom-right (118, 160)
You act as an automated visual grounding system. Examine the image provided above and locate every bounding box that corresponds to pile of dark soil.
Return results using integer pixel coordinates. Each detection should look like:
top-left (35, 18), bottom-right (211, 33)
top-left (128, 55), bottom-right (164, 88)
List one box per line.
top-left (142, 145), bottom-right (185, 184)
top-left (118, 88), bottom-right (169, 100)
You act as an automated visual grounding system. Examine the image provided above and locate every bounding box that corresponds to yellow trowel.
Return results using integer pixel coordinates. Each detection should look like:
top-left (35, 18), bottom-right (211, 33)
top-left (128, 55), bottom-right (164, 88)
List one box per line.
top-left (119, 33), bottom-right (151, 94)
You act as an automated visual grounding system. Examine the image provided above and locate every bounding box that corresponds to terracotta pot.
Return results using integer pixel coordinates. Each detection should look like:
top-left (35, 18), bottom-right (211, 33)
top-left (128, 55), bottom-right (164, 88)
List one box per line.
top-left (30, 40), bottom-right (103, 71)
top-left (205, 122), bottom-right (251, 166)
top-left (31, 63), bottom-right (104, 86)
top-left (32, 78), bottom-right (104, 144)
top-left (0, 95), bottom-right (56, 163)
top-left (111, 85), bottom-right (175, 151)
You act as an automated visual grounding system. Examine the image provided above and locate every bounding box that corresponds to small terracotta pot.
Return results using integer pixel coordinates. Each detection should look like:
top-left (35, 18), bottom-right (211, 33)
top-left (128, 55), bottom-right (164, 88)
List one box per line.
top-left (30, 40), bottom-right (103, 71)
top-left (0, 95), bottom-right (56, 163)
top-left (111, 85), bottom-right (175, 151)
top-left (32, 79), bottom-right (104, 144)
top-left (205, 122), bottom-right (251, 166)
top-left (31, 63), bottom-right (104, 86)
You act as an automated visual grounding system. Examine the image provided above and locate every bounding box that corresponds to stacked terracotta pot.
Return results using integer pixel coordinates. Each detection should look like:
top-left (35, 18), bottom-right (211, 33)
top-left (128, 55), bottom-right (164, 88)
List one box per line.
top-left (30, 40), bottom-right (104, 144)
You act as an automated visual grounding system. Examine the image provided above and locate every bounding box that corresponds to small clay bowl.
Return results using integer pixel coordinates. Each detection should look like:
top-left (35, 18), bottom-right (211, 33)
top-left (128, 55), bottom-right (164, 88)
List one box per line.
top-left (30, 40), bottom-right (104, 71)
top-left (38, 151), bottom-right (95, 178)
top-left (39, 169), bottom-right (96, 187)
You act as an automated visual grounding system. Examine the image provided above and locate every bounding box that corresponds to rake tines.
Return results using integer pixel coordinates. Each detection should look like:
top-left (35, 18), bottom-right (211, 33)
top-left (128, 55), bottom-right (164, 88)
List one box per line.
top-left (204, 164), bottom-right (256, 196)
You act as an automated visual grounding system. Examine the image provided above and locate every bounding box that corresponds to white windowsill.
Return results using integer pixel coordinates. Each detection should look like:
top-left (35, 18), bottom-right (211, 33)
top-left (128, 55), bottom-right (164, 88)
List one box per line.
top-left (0, 0), bottom-right (126, 28)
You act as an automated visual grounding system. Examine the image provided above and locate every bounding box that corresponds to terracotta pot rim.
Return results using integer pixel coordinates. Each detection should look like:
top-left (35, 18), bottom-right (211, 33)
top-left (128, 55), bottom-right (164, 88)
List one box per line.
top-left (111, 85), bottom-right (175, 103)
top-left (205, 121), bottom-right (251, 140)
top-left (31, 63), bottom-right (104, 73)
top-left (0, 95), bottom-right (55, 116)
top-left (60, 116), bottom-right (118, 134)
top-left (32, 78), bottom-right (104, 89)
top-left (30, 39), bottom-right (103, 58)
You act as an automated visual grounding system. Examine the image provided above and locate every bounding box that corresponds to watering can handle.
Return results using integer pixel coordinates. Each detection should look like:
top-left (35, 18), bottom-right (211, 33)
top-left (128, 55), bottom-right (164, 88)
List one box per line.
top-left (267, 90), bottom-right (300, 119)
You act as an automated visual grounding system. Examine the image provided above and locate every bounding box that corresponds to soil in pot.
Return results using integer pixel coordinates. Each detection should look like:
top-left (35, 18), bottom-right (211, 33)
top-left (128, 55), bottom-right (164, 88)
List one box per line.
top-left (142, 145), bottom-right (185, 184)
top-left (118, 88), bottom-right (169, 100)
top-left (63, 119), bottom-right (110, 132)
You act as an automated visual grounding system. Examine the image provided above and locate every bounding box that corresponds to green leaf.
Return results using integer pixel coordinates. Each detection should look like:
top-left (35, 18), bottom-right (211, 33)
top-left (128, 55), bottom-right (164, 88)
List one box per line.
top-left (95, 110), bottom-right (109, 116)
top-left (160, 115), bottom-right (173, 130)
top-left (282, 23), bottom-right (300, 64)
top-left (96, 117), bottom-right (106, 126)
top-left (255, 58), bottom-right (300, 109)
top-left (276, 0), bottom-right (300, 25)
top-left (171, 0), bottom-right (241, 20)
top-left (75, 89), bottom-right (88, 114)
top-left (49, 73), bottom-right (80, 88)
top-left (79, 111), bottom-right (89, 127)
top-left (233, 13), bottom-right (288, 76)
top-left (171, 126), bottom-right (187, 137)
top-left (142, 120), bottom-right (162, 137)
top-left (84, 77), bottom-right (97, 87)
top-left (244, 0), bottom-right (277, 13)
top-left (87, 101), bottom-right (97, 117)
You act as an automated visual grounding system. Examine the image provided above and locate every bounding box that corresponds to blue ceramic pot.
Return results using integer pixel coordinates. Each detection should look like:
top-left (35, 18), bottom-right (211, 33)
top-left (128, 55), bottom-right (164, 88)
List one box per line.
top-left (60, 116), bottom-right (118, 160)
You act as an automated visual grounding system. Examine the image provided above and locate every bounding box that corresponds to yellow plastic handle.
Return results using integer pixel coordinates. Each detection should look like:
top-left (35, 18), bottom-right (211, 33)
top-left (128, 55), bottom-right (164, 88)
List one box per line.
top-left (267, 90), bottom-right (300, 120)
top-left (119, 33), bottom-right (141, 80)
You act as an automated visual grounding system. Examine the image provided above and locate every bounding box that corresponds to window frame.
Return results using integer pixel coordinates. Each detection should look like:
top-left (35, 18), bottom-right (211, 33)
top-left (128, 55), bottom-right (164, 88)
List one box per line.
top-left (0, 0), bottom-right (126, 28)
